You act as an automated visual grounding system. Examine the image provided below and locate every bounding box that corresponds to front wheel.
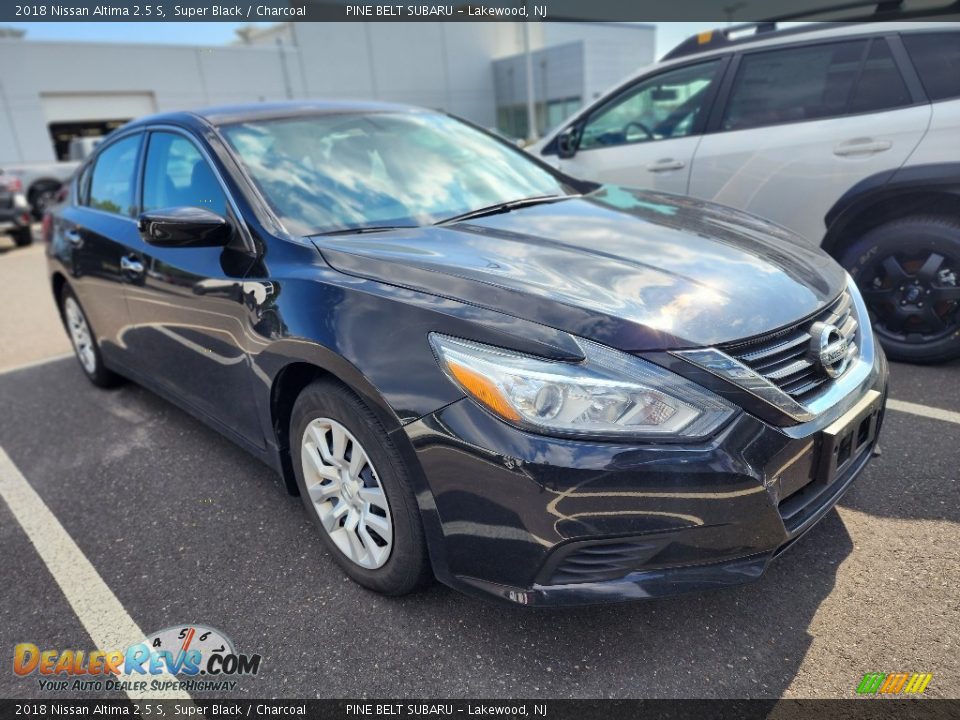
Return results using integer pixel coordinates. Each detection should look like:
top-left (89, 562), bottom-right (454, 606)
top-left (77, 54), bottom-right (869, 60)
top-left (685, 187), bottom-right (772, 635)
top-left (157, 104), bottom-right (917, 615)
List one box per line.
top-left (290, 379), bottom-right (432, 595)
top-left (60, 286), bottom-right (120, 387)
top-left (840, 216), bottom-right (960, 364)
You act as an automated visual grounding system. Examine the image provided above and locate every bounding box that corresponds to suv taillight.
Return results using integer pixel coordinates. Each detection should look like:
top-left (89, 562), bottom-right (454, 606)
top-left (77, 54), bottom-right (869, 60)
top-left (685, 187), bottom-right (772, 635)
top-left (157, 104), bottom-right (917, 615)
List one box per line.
top-left (2, 176), bottom-right (23, 192)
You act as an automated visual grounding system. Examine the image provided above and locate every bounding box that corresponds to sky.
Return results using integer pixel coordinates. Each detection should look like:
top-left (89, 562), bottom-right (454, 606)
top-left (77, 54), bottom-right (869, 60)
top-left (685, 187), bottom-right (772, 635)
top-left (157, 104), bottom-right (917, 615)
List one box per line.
top-left (4, 21), bottom-right (748, 59)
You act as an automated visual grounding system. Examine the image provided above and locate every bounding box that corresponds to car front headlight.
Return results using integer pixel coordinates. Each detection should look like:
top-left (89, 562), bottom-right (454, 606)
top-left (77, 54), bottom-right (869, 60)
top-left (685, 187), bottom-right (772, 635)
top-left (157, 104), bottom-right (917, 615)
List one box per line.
top-left (429, 334), bottom-right (735, 440)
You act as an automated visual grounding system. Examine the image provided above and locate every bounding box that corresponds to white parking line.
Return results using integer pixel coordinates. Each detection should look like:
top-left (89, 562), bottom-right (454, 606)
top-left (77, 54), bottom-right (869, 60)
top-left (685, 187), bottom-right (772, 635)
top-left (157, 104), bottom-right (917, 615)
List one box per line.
top-left (887, 398), bottom-right (960, 426)
top-left (0, 446), bottom-right (191, 701)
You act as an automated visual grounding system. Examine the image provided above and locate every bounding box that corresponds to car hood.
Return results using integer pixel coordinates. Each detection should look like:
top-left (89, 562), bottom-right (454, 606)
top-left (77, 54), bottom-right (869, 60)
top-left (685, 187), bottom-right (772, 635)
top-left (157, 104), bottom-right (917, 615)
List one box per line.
top-left (311, 186), bottom-right (846, 352)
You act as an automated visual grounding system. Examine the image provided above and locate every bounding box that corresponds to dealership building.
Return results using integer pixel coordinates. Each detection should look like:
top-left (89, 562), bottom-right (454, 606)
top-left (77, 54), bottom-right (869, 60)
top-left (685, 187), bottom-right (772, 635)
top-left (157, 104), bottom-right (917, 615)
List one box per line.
top-left (0, 21), bottom-right (654, 164)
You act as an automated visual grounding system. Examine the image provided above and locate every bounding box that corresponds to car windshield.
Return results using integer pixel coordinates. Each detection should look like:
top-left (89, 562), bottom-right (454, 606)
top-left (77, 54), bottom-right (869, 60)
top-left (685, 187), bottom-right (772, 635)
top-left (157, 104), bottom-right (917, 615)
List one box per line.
top-left (220, 111), bottom-right (573, 235)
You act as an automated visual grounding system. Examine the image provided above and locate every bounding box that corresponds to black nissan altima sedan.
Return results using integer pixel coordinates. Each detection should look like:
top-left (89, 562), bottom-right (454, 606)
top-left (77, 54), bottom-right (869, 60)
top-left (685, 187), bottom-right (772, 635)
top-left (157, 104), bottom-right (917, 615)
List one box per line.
top-left (46, 101), bottom-right (887, 606)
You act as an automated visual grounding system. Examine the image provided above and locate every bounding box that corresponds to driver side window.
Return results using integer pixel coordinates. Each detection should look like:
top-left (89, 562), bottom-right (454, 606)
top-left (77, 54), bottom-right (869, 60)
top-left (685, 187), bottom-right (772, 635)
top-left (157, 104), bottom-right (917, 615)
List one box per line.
top-left (142, 132), bottom-right (227, 217)
top-left (579, 60), bottom-right (722, 151)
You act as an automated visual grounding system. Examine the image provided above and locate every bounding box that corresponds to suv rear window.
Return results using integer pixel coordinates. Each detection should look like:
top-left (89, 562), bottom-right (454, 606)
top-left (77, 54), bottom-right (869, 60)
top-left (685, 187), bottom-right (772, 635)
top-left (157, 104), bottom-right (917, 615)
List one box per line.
top-left (723, 39), bottom-right (910, 131)
top-left (903, 32), bottom-right (960, 102)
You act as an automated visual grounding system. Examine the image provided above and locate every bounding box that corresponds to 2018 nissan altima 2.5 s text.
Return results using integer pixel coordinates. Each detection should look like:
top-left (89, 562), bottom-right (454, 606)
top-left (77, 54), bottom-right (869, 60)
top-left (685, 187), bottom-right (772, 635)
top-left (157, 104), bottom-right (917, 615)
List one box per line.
top-left (46, 101), bottom-right (888, 606)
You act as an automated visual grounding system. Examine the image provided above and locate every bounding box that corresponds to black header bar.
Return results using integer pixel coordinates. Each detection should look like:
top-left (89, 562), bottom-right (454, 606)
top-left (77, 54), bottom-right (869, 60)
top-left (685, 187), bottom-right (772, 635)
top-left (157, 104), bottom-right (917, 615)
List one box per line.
top-left (2, 699), bottom-right (960, 720)
top-left (3, 0), bottom-right (959, 23)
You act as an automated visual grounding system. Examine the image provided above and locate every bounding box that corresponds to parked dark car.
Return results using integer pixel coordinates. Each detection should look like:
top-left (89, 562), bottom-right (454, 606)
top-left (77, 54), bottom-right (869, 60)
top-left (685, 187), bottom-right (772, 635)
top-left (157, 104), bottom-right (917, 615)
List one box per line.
top-left (47, 102), bottom-right (887, 606)
top-left (0, 171), bottom-right (33, 247)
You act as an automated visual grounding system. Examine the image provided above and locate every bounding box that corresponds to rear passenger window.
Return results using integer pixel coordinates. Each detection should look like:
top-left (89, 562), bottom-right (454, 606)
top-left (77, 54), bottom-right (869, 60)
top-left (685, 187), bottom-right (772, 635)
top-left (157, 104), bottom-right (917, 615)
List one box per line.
top-left (723, 39), bottom-right (909, 131)
top-left (142, 132), bottom-right (227, 217)
top-left (88, 134), bottom-right (141, 216)
top-left (903, 32), bottom-right (960, 101)
top-left (847, 40), bottom-right (912, 114)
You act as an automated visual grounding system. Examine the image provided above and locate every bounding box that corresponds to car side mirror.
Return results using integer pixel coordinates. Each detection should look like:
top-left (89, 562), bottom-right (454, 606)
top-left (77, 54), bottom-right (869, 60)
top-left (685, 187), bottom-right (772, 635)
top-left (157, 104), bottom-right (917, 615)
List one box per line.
top-left (137, 206), bottom-right (230, 248)
top-left (556, 125), bottom-right (581, 159)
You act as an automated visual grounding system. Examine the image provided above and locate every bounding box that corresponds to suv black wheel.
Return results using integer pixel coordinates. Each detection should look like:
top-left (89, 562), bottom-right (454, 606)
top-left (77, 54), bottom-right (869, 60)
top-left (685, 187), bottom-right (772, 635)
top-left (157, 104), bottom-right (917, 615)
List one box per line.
top-left (840, 216), bottom-right (960, 364)
top-left (290, 379), bottom-right (432, 595)
top-left (28, 181), bottom-right (61, 221)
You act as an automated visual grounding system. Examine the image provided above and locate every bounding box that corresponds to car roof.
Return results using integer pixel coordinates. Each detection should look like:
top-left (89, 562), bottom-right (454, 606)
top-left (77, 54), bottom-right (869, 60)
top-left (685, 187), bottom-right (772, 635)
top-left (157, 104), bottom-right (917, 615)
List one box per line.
top-left (660, 20), bottom-right (960, 66)
top-left (122, 99), bottom-right (426, 131)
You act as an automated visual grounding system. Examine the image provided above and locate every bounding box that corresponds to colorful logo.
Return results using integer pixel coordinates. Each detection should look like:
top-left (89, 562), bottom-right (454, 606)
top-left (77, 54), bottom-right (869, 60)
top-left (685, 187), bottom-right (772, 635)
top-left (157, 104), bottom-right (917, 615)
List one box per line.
top-left (14, 624), bottom-right (261, 693)
top-left (857, 672), bottom-right (933, 695)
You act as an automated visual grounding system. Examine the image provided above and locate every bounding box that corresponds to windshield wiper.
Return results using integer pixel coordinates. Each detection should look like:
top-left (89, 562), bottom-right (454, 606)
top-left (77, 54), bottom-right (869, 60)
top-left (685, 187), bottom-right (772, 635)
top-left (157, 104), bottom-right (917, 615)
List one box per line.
top-left (314, 195), bottom-right (579, 235)
top-left (315, 224), bottom-right (418, 237)
top-left (434, 194), bottom-right (577, 226)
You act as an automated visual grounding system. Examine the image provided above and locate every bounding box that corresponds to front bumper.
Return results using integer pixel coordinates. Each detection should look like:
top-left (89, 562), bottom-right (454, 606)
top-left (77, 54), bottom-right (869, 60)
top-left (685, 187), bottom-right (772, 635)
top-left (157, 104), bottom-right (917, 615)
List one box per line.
top-left (402, 348), bottom-right (888, 607)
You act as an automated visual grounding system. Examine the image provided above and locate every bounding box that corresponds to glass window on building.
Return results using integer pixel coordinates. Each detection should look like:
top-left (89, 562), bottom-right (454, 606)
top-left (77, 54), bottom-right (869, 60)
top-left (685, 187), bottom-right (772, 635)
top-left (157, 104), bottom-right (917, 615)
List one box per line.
top-left (497, 97), bottom-right (582, 141)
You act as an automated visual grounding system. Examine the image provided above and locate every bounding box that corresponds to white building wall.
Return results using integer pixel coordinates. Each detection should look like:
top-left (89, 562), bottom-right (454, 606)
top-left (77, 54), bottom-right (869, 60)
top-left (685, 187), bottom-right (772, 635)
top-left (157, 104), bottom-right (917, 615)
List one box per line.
top-left (287, 23), bottom-right (508, 126)
top-left (491, 24), bottom-right (655, 137)
top-left (0, 38), bottom-right (300, 163)
top-left (580, 26), bottom-right (657, 103)
top-left (0, 21), bottom-right (654, 164)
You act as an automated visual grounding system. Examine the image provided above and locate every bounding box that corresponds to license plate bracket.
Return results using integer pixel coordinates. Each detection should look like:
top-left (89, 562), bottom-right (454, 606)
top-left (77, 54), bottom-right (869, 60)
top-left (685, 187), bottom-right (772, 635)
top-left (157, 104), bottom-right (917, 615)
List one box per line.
top-left (816, 390), bottom-right (882, 485)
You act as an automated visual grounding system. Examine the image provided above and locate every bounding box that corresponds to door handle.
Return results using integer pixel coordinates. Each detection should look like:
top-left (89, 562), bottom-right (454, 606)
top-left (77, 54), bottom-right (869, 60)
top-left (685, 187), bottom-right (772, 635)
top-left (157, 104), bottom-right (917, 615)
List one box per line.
top-left (833, 138), bottom-right (892, 156)
top-left (64, 229), bottom-right (82, 246)
top-left (646, 158), bottom-right (686, 172)
top-left (120, 255), bottom-right (145, 276)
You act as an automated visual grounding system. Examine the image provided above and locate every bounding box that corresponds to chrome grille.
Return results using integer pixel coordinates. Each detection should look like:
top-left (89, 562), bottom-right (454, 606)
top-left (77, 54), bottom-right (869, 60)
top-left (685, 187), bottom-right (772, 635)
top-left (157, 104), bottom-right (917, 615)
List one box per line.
top-left (723, 291), bottom-right (859, 402)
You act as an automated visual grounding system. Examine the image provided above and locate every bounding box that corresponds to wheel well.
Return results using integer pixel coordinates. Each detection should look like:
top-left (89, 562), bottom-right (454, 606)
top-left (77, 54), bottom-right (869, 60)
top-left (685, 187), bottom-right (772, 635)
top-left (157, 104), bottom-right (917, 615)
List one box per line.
top-left (825, 190), bottom-right (960, 260)
top-left (28, 178), bottom-right (63, 193)
top-left (270, 362), bottom-right (330, 495)
top-left (28, 178), bottom-right (64, 200)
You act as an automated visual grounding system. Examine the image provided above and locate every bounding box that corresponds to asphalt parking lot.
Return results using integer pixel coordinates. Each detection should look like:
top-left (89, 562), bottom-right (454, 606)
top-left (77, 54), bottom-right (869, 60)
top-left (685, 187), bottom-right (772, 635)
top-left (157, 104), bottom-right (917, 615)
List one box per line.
top-left (0, 234), bottom-right (957, 700)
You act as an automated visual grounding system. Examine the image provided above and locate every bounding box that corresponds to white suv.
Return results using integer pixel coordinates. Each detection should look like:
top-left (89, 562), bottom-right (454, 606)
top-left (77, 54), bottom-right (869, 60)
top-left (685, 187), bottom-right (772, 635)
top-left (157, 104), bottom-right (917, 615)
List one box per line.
top-left (533, 22), bottom-right (960, 363)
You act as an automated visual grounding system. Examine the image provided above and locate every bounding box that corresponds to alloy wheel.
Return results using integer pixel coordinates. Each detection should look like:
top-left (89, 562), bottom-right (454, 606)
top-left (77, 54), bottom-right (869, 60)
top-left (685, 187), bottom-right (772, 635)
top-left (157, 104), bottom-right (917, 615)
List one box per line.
top-left (300, 417), bottom-right (393, 569)
top-left (64, 297), bottom-right (97, 375)
top-left (860, 250), bottom-right (960, 344)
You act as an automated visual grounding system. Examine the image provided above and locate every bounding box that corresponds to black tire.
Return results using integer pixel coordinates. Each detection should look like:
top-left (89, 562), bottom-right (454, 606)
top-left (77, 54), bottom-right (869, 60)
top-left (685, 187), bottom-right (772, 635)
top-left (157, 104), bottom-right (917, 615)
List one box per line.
top-left (28, 181), bottom-right (61, 221)
top-left (839, 215), bottom-right (960, 364)
top-left (12, 225), bottom-right (32, 247)
top-left (59, 285), bottom-right (121, 388)
top-left (290, 379), bottom-right (431, 595)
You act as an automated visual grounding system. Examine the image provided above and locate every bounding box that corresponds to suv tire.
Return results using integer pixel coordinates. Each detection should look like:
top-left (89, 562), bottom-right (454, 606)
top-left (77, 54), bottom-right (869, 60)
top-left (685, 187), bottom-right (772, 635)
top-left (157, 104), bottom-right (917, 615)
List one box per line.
top-left (840, 216), bottom-right (960, 364)
top-left (28, 181), bottom-right (61, 221)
